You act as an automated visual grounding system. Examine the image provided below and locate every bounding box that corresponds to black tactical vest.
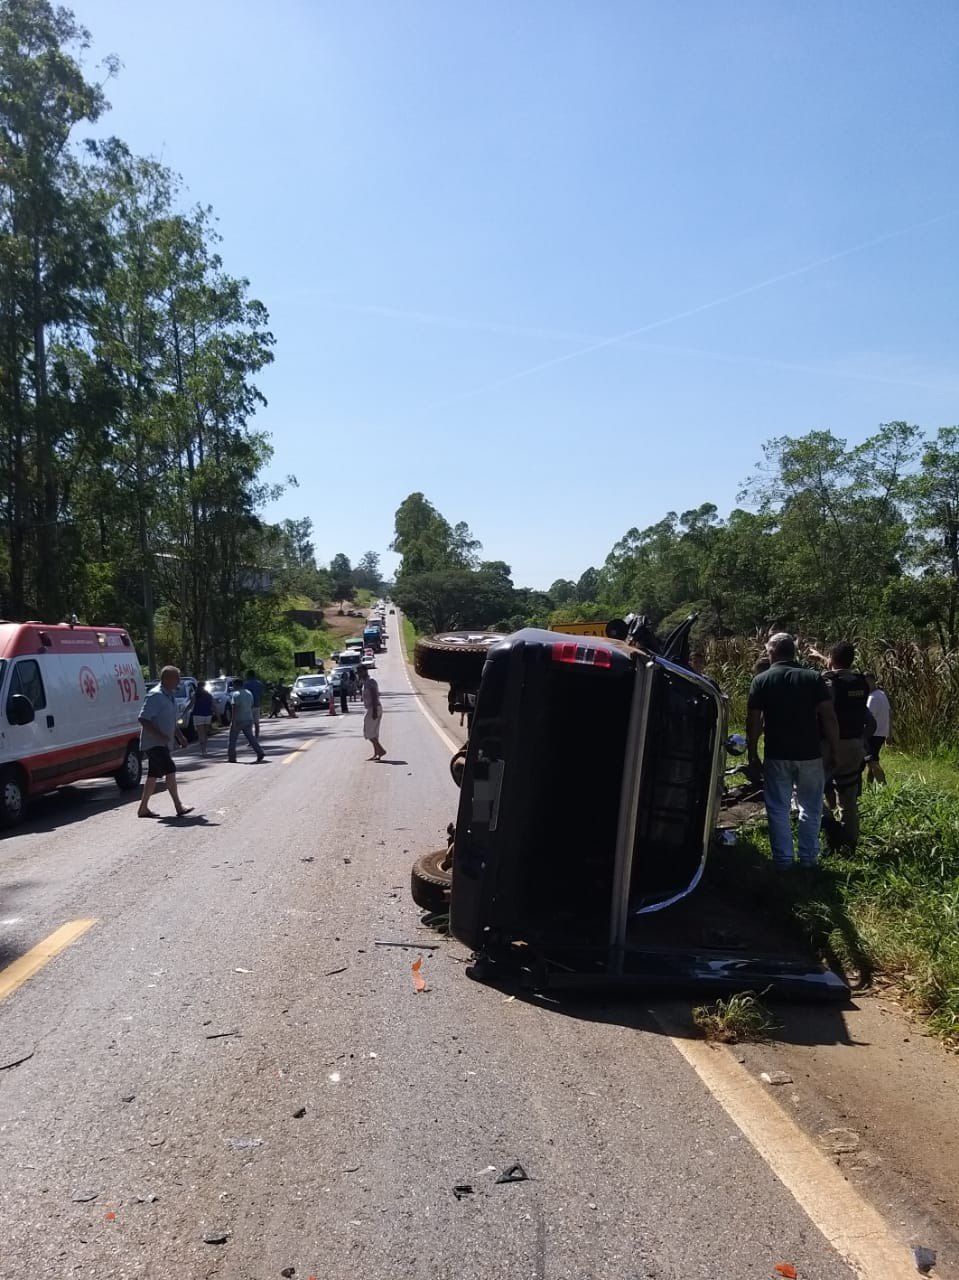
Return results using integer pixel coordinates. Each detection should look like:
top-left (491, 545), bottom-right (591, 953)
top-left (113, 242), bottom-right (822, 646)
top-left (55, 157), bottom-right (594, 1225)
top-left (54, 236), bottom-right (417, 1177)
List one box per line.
top-left (826, 669), bottom-right (870, 739)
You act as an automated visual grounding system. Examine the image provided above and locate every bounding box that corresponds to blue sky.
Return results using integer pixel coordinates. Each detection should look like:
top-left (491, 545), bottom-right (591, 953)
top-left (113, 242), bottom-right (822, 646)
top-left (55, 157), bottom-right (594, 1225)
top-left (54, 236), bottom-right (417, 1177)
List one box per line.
top-left (79, 0), bottom-right (958, 589)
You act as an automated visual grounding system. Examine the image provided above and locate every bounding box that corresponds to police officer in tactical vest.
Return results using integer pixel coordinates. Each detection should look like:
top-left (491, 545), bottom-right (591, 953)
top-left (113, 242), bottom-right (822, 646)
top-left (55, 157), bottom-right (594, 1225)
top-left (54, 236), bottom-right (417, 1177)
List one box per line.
top-left (821, 641), bottom-right (874, 848)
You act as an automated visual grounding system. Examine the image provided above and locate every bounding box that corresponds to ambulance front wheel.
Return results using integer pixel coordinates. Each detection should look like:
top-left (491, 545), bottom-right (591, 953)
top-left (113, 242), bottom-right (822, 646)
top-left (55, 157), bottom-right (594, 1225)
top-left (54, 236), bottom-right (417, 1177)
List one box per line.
top-left (114, 743), bottom-right (142, 791)
top-left (0, 768), bottom-right (25, 827)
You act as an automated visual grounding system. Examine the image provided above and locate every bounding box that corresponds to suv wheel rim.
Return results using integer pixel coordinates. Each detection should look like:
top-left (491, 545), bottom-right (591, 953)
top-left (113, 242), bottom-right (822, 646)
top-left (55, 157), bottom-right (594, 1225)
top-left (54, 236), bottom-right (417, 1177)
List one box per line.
top-left (124, 750), bottom-right (139, 782)
top-left (3, 780), bottom-right (21, 816)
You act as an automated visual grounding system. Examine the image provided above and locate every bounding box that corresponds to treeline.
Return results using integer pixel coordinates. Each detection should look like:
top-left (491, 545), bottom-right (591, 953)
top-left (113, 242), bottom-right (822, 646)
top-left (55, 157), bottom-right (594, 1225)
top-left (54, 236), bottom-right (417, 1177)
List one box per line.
top-left (392, 421), bottom-right (959, 654)
top-left (570, 422), bottom-right (959, 647)
top-left (390, 492), bottom-right (552, 632)
top-left (0, 0), bottom-right (348, 678)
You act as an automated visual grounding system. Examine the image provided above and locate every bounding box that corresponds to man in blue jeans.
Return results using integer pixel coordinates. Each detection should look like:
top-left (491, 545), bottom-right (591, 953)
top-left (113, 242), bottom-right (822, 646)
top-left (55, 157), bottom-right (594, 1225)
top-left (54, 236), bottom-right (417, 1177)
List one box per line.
top-left (746, 633), bottom-right (840, 868)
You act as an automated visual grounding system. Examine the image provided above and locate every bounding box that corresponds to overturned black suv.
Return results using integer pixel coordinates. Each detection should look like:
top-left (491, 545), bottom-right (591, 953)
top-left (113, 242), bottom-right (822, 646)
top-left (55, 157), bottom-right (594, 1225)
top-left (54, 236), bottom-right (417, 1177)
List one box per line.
top-left (412, 617), bottom-right (847, 1001)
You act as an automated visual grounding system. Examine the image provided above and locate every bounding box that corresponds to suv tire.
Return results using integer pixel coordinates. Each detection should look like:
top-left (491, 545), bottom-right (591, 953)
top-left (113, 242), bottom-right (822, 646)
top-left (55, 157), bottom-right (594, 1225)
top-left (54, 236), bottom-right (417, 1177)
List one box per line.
top-left (411, 848), bottom-right (453, 912)
top-left (413, 632), bottom-right (503, 687)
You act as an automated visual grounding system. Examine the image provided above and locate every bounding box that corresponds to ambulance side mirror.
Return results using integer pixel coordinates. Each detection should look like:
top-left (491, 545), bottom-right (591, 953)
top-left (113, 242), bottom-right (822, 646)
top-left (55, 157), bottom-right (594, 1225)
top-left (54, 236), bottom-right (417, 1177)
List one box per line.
top-left (7, 694), bottom-right (35, 726)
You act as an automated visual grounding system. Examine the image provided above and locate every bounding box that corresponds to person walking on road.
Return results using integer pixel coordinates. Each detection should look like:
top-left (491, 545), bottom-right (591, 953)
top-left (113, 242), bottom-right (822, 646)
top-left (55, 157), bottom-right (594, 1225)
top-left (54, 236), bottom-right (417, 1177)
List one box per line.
top-left (338, 673), bottom-right (350, 715)
top-left (229, 684), bottom-right (265, 763)
top-left (244, 670), bottom-right (264, 737)
top-left (137, 666), bottom-right (194, 818)
top-left (747, 632), bottom-right (840, 869)
top-left (357, 664), bottom-right (385, 761)
top-left (821, 642), bottom-right (872, 847)
top-left (864, 673), bottom-right (890, 786)
top-left (192, 682), bottom-right (215, 757)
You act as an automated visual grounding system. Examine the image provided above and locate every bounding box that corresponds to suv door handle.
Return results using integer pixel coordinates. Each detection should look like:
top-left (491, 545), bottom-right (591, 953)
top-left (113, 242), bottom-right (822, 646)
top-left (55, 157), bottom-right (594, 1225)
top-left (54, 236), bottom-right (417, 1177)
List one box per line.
top-left (46, 714), bottom-right (55, 729)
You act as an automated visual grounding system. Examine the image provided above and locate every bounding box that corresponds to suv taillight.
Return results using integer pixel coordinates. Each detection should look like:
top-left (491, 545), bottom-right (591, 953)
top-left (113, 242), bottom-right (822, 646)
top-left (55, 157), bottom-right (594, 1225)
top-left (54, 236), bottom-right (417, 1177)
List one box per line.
top-left (551, 642), bottom-right (613, 669)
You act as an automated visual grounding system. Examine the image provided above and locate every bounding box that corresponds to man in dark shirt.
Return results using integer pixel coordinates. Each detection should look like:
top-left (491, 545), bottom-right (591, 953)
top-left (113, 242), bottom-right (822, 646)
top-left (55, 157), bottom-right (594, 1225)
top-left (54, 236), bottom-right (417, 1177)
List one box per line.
top-left (821, 641), bottom-right (872, 848)
top-left (747, 633), bottom-right (840, 869)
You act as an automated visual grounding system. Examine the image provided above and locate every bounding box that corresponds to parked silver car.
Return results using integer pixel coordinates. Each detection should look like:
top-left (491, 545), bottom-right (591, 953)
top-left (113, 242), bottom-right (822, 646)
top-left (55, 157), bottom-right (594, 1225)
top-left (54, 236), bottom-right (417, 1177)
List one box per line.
top-left (205, 675), bottom-right (244, 723)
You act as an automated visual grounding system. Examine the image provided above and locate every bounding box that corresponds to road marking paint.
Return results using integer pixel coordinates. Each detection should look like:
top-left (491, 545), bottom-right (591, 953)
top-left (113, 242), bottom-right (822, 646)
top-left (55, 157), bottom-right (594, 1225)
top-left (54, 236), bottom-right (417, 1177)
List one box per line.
top-left (281, 738), bottom-right (316, 766)
top-left (0, 919), bottom-right (97, 1002)
top-left (654, 1009), bottom-right (916, 1279)
top-left (397, 616), bottom-right (462, 753)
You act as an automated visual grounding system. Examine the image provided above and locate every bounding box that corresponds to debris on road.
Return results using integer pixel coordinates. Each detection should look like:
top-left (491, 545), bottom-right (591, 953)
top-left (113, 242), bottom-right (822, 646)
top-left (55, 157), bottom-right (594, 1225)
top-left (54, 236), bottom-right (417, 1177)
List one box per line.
top-left (300, 856), bottom-right (314, 862)
top-left (0, 1049), bottom-right (34, 1072)
top-left (202, 1230), bottom-right (230, 1245)
top-left (71, 1191), bottom-right (98, 1203)
top-left (134, 1193), bottom-right (159, 1203)
top-left (774, 1266), bottom-right (797, 1279)
top-left (205, 1029), bottom-right (241, 1040)
top-left (281, 1268), bottom-right (296, 1277)
top-left (224, 1137), bottom-right (262, 1150)
top-left (104, 1211), bottom-right (116, 1221)
top-left (495, 1163), bottom-right (529, 1184)
top-left (324, 966), bottom-right (348, 976)
top-left (452, 1184), bottom-right (474, 1200)
top-left (913, 1245), bottom-right (937, 1273)
top-left (374, 940), bottom-right (441, 949)
top-left (820, 1127), bottom-right (860, 1154)
top-left (412, 957), bottom-right (428, 992)
top-left (760, 1071), bottom-right (793, 1086)
top-left (328, 1072), bottom-right (341, 1083)
top-left (293, 1107), bottom-right (306, 1119)
top-left (234, 967), bottom-right (251, 974)
top-left (121, 1094), bottom-right (135, 1103)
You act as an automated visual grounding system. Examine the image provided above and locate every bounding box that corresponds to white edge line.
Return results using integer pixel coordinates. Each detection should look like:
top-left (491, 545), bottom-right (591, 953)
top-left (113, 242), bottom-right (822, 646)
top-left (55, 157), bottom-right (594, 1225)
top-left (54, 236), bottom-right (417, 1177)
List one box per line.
top-left (653, 1008), bottom-right (918, 1279)
top-left (397, 619), bottom-right (462, 754)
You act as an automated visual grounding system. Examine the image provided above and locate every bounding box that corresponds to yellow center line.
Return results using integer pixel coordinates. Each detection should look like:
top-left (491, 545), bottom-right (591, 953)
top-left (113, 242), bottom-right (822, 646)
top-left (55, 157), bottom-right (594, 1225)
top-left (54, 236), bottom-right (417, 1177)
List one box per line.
top-left (280, 737), bottom-right (315, 766)
top-left (0, 919), bottom-right (97, 1002)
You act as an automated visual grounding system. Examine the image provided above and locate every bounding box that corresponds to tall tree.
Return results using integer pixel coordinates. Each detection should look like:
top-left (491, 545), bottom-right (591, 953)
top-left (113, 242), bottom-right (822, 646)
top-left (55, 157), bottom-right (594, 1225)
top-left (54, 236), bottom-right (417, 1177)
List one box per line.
top-left (0, 0), bottom-right (113, 616)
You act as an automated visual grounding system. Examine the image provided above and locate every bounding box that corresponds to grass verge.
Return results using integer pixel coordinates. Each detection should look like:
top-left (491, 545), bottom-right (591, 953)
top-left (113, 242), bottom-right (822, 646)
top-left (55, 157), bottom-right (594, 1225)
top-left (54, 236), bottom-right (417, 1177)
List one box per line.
top-left (721, 778), bottom-right (959, 1046)
top-left (692, 992), bottom-right (777, 1043)
top-left (401, 615), bottom-right (417, 664)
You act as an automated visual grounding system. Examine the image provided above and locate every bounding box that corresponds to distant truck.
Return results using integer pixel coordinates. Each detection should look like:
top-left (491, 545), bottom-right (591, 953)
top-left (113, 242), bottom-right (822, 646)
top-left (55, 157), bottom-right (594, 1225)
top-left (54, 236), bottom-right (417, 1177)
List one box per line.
top-left (363, 624), bottom-right (383, 653)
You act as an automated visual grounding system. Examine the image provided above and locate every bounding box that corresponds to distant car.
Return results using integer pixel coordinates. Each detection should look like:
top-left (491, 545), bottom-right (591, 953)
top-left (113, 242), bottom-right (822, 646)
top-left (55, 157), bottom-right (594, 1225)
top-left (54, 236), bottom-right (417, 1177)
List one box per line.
top-left (329, 665), bottom-right (358, 691)
top-left (361, 655), bottom-right (376, 669)
top-left (205, 675), bottom-right (244, 723)
top-left (290, 674), bottom-right (331, 711)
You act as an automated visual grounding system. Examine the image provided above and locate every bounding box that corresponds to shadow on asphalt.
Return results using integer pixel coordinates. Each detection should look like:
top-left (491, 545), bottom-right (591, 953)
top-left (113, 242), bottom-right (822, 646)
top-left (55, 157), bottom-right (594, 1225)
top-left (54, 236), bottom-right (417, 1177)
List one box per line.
top-left (458, 967), bottom-right (856, 1047)
top-left (156, 814), bottom-right (220, 827)
top-left (0, 784), bottom-right (136, 838)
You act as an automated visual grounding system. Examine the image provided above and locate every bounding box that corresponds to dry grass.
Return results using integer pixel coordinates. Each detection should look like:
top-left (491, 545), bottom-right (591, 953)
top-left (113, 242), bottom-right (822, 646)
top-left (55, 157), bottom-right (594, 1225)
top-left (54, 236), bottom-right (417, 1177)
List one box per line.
top-left (703, 635), bottom-right (959, 757)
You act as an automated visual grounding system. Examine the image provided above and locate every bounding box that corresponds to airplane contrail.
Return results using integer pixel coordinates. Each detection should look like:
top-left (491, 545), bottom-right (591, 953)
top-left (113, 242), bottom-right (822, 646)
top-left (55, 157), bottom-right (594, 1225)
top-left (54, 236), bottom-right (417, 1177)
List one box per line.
top-left (406, 209), bottom-right (959, 410)
top-left (318, 293), bottom-right (954, 394)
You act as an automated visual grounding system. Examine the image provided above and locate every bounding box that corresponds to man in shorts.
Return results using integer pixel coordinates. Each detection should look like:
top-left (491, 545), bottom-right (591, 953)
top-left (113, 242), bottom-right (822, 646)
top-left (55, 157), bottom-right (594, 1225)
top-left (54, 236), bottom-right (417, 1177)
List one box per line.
top-left (357, 664), bottom-right (385, 761)
top-left (137, 665), bottom-right (194, 818)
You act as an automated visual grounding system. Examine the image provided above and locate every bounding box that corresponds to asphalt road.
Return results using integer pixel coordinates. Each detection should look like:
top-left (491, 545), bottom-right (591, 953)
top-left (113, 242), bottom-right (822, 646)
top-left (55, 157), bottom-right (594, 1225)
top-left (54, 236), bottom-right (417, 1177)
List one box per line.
top-left (0, 622), bottom-right (859, 1280)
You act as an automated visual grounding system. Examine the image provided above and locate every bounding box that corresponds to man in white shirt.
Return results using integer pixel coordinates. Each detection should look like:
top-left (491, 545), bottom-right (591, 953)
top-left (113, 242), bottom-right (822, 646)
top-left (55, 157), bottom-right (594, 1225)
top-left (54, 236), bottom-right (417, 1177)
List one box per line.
top-left (864, 673), bottom-right (891, 785)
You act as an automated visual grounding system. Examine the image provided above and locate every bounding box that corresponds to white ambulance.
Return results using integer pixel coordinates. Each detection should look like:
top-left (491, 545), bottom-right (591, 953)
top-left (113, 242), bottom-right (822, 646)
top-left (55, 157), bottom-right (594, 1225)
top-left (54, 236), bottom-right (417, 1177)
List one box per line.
top-left (0, 622), bottom-right (144, 826)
